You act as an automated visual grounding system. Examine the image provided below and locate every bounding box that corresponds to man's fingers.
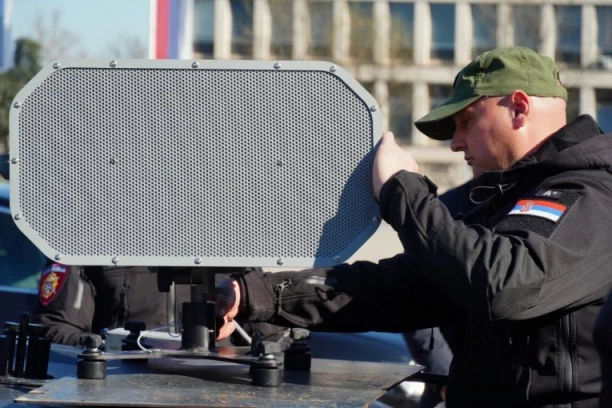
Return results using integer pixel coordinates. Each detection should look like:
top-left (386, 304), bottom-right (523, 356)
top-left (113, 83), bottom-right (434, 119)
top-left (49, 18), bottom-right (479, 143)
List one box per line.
top-left (215, 291), bottom-right (231, 317)
top-left (215, 279), bottom-right (240, 320)
top-left (372, 131), bottom-right (419, 200)
top-left (380, 131), bottom-right (400, 153)
top-left (216, 320), bottom-right (236, 340)
top-left (381, 131), bottom-right (395, 144)
top-left (216, 306), bottom-right (226, 318)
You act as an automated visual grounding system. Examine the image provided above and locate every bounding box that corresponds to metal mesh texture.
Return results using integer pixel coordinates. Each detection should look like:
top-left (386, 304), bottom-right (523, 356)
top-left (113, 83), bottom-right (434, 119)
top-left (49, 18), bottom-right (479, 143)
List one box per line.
top-left (16, 67), bottom-right (377, 266)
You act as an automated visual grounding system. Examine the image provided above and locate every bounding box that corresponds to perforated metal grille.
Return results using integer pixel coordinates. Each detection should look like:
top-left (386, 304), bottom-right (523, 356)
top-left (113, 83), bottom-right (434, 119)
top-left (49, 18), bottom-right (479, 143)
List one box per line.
top-left (16, 67), bottom-right (377, 265)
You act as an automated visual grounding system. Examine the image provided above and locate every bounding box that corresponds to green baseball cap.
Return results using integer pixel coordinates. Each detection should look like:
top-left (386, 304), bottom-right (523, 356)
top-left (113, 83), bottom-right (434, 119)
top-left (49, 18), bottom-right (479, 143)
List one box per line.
top-left (415, 46), bottom-right (568, 141)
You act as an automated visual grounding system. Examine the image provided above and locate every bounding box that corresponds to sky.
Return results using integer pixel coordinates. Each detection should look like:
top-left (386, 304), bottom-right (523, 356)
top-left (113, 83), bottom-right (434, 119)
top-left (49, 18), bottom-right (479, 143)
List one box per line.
top-left (11, 0), bottom-right (150, 60)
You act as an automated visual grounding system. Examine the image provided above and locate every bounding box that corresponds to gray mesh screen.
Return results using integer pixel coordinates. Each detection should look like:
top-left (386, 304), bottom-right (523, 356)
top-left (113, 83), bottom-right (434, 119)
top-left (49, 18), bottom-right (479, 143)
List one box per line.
top-left (12, 64), bottom-right (380, 267)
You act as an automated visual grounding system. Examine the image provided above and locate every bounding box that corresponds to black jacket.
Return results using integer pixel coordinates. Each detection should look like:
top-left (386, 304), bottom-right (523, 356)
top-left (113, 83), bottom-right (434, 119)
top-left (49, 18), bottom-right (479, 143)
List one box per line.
top-left (34, 263), bottom-right (286, 347)
top-left (233, 115), bottom-right (612, 407)
top-left (594, 289), bottom-right (612, 407)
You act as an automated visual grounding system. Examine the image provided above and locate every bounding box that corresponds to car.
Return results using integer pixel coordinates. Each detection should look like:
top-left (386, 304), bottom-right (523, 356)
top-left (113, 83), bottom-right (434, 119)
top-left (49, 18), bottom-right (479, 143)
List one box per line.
top-left (0, 182), bottom-right (46, 289)
top-left (0, 180), bottom-right (46, 324)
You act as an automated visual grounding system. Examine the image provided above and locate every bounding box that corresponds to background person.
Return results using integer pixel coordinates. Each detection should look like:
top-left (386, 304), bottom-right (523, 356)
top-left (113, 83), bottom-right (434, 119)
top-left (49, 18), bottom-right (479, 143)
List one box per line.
top-left (33, 261), bottom-right (288, 347)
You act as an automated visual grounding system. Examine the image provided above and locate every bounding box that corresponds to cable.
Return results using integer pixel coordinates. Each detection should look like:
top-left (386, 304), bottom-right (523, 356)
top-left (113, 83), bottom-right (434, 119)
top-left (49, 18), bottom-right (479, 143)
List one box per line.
top-left (136, 322), bottom-right (179, 353)
top-left (166, 321), bottom-right (182, 338)
top-left (135, 320), bottom-right (250, 352)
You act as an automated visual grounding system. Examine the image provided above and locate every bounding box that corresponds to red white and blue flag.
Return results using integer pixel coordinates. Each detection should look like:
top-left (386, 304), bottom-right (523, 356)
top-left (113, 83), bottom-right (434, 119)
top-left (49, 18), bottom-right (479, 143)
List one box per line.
top-left (0, 0), bottom-right (12, 71)
top-left (508, 199), bottom-right (567, 223)
top-left (149, 0), bottom-right (194, 59)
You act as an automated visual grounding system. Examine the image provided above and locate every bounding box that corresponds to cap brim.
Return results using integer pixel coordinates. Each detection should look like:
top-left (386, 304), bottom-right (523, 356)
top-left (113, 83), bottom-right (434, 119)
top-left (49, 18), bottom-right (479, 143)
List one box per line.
top-left (415, 95), bottom-right (481, 141)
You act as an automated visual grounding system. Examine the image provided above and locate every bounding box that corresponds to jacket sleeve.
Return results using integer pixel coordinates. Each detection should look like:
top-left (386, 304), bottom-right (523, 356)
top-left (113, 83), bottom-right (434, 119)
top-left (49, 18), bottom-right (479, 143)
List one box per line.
top-left (236, 253), bottom-right (454, 332)
top-left (32, 263), bottom-right (96, 346)
top-left (379, 170), bottom-right (612, 321)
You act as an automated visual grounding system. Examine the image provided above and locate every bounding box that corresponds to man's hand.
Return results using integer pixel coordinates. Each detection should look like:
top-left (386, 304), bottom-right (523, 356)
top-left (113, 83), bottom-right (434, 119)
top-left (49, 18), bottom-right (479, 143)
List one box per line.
top-left (215, 279), bottom-right (241, 340)
top-left (372, 131), bottom-right (419, 200)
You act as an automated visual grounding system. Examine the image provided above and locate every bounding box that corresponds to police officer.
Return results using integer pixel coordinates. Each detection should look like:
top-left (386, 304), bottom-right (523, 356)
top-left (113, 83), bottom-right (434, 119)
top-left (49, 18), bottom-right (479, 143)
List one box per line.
top-left (216, 47), bottom-right (612, 407)
top-left (33, 262), bottom-right (287, 347)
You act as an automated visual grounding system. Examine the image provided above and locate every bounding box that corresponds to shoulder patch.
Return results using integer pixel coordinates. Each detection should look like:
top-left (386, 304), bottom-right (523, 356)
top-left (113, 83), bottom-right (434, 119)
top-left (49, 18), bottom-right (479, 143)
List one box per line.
top-left (508, 199), bottom-right (567, 222)
top-left (39, 263), bottom-right (69, 306)
top-left (495, 191), bottom-right (580, 238)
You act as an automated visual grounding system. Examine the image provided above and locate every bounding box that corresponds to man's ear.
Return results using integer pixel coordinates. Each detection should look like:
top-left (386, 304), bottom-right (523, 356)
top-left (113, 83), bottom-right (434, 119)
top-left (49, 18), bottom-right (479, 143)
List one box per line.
top-left (510, 90), bottom-right (529, 128)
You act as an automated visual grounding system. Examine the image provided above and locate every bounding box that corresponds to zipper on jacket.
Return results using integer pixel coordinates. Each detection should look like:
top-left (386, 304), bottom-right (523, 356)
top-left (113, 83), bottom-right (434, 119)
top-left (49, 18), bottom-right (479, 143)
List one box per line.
top-left (275, 279), bottom-right (293, 316)
top-left (293, 276), bottom-right (328, 286)
top-left (274, 276), bottom-right (339, 315)
top-left (559, 313), bottom-right (576, 395)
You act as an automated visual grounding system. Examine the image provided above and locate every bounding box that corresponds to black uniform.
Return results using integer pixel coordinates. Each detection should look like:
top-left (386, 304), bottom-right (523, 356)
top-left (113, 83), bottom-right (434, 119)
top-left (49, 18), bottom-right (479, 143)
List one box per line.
top-left (231, 115), bottom-right (612, 407)
top-left (594, 290), bottom-right (612, 407)
top-left (33, 263), bottom-right (286, 347)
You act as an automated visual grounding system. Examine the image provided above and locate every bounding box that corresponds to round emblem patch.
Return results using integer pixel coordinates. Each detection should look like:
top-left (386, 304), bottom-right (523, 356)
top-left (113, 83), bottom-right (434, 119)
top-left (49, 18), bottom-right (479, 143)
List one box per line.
top-left (39, 263), bottom-right (68, 306)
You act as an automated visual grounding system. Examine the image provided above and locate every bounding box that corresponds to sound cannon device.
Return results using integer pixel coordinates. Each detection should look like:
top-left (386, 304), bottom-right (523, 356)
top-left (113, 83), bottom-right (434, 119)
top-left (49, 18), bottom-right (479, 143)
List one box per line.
top-left (2, 58), bottom-right (423, 407)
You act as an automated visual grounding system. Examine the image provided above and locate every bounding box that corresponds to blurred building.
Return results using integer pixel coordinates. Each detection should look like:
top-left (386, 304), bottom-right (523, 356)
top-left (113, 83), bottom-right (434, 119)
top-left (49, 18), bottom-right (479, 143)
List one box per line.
top-left (189, 0), bottom-right (612, 190)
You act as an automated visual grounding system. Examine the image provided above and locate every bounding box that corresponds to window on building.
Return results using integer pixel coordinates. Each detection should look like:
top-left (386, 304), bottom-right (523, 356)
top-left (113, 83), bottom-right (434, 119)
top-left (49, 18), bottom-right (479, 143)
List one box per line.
top-left (566, 87), bottom-right (580, 122)
top-left (388, 83), bottom-right (413, 144)
top-left (194, 0), bottom-right (215, 56)
top-left (431, 4), bottom-right (455, 63)
top-left (231, 0), bottom-right (254, 57)
top-left (430, 84), bottom-right (453, 144)
top-left (389, 2), bottom-right (414, 62)
top-left (512, 5), bottom-right (541, 51)
top-left (596, 89), bottom-right (612, 132)
top-left (349, 1), bottom-right (373, 62)
top-left (555, 6), bottom-right (581, 67)
top-left (429, 84), bottom-right (453, 110)
top-left (270, 0), bottom-right (293, 58)
top-left (308, 1), bottom-right (333, 57)
top-left (597, 7), bottom-right (612, 59)
top-left (472, 4), bottom-right (497, 58)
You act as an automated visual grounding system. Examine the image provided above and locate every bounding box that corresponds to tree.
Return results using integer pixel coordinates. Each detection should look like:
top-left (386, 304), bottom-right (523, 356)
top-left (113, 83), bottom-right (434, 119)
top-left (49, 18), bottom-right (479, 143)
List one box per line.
top-left (0, 38), bottom-right (43, 154)
top-left (107, 35), bottom-right (148, 59)
top-left (34, 10), bottom-right (86, 62)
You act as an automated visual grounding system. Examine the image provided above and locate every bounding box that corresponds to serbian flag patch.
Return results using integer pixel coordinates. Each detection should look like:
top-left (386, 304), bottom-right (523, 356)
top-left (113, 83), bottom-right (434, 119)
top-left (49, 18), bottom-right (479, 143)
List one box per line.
top-left (508, 199), bottom-right (567, 222)
top-left (39, 263), bottom-right (68, 306)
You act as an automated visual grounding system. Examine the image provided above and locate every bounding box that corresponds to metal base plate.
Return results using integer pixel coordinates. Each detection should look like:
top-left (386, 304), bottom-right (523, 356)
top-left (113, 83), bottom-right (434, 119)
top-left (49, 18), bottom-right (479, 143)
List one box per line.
top-left (15, 356), bottom-right (422, 407)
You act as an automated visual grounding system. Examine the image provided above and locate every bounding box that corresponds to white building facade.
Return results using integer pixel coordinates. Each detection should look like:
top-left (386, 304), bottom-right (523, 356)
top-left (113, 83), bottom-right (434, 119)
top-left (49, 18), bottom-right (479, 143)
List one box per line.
top-left (192, 0), bottom-right (612, 189)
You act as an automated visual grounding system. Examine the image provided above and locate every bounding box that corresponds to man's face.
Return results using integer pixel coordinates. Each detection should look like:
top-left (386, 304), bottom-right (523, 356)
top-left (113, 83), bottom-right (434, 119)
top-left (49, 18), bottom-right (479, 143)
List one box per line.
top-left (449, 97), bottom-right (518, 172)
